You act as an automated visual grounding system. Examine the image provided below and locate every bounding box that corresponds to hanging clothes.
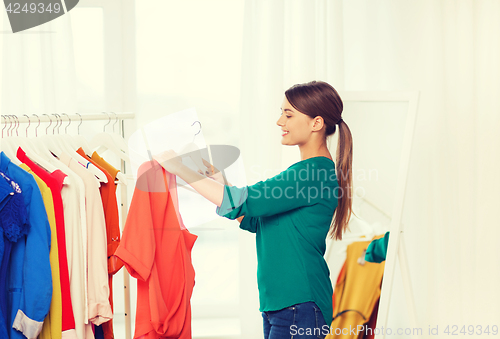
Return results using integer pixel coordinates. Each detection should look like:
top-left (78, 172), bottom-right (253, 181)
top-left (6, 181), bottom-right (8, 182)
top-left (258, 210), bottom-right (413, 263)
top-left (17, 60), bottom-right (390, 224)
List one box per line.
top-left (51, 155), bottom-right (88, 339)
top-left (59, 151), bottom-right (113, 339)
top-left (0, 151), bottom-right (52, 339)
top-left (88, 150), bottom-right (124, 339)
top-left (115, 160), bottom-right (197, 339)
top-left (326, 238), bottom-right (385, 339)
top-left (16, 147), bottom-right (78, 338)
top-left (19, 164), bottom-right (63, 339)
top-left (0, 170), bottom-right (29, 339)
top-left (365, 232), bottom-right (390, 263)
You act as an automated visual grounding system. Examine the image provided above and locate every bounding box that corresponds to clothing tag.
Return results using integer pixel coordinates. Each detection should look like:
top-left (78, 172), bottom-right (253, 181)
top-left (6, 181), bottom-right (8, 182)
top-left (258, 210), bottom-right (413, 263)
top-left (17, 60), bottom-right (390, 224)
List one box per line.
top-left (357, 249), bottom-right (366, 266)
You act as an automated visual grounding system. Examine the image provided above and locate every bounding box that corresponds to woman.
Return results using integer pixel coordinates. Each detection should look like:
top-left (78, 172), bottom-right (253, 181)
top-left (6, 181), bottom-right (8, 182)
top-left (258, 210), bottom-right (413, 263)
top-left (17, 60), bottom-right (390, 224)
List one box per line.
top-left (154, 80), bottom-right (354, 339)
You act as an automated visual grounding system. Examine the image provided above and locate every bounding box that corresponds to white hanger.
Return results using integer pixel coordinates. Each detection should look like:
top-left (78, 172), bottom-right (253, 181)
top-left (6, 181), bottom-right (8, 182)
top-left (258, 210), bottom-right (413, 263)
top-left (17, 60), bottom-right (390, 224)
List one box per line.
top-left (58, 113), bottom-right (81, 152)
top-left (29, 115), bottom-right (72, 184)
top-left (114, 171), bottom-right (127, 186)
top-left (88, 113), bottom-right (128, 185)
top-left (50, 114), bottom-right (108, 184)
top-left (73, 113), bottom-right (94, 156)
top-left (89, 112), bottom-right (130, 163)
top-left (8, 114), bottom-right (71, 185)
top-left (178, 121), bottom-right (205, 172)
top-left (341, 211), bottom-right (375, 241)
top-left (324, 207), bottom-right (376, 262)
top-left (1, 115), bottom-right (23, 165)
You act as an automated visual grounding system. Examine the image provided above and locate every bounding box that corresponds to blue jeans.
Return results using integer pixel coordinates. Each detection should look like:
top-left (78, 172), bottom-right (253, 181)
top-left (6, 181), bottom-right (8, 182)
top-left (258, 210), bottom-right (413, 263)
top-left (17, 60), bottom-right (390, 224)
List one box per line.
top-left (262, 301), bottom-right (329, 339)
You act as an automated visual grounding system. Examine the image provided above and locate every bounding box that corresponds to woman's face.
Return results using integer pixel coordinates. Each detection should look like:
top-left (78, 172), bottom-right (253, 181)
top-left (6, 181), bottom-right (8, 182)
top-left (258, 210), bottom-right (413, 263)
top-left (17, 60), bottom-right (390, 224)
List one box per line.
top-left (277, 96), bottom-right (316, 146)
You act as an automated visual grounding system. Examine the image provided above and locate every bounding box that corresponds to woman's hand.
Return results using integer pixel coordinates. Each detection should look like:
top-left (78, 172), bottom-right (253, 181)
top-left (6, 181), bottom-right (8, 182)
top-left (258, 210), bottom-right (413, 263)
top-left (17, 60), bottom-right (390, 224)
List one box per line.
top-left (197, 158), bottom-right (230, 186)
top-left (153, 149), bottom-right (184, 175)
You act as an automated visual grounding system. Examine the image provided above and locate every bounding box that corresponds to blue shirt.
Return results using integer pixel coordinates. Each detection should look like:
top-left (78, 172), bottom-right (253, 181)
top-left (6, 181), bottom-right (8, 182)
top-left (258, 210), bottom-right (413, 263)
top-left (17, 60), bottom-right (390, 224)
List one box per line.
top-left (0, 151), bottom-right (52, 339)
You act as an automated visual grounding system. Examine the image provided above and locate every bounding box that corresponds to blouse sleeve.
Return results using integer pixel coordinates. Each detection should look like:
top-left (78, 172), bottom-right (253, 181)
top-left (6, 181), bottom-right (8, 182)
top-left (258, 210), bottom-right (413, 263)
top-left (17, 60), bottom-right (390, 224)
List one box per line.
top-left (114, 163), bottom-right (157, 282)
top-left (238, 216), bottom-right (259, 234)
top-left (216, 162), bottom-right (333, 220)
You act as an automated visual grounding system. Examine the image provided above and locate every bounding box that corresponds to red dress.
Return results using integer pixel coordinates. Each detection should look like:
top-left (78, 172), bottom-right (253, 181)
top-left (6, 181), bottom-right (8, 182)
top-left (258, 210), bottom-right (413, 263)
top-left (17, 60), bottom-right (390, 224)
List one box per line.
top-left (114, 160), bottom-right (197, 339)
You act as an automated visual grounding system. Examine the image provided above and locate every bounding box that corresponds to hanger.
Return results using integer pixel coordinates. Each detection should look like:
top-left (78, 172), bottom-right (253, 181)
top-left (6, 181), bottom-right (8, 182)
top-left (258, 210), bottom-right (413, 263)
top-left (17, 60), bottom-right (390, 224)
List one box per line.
top-left (1, 115), bottom-right (22, 165)
top-left (99, 112), bottom-right (127, 185)
top-left (89, 112), bottom-right (130, 163)
top-left (341, 212), bottom-right (375, 241)
top-left (178, 120), bottom-right (206, 172)
top-left (9, 114), bottom-right (43, 165)
top-left (50, 114), bottom-right (108, 184)
top-left (73, 113), bottom-right (94, 156)
top-left (17, 114), bottom-right (46, 156)
top-left (8, 114), bottom-right (70, 185)
top-left (323, 206), bottom-right (377, 264)
top-left (39, 113), bottom-right (65, 158)
top-left (57, 113), bottom-right (80, 151)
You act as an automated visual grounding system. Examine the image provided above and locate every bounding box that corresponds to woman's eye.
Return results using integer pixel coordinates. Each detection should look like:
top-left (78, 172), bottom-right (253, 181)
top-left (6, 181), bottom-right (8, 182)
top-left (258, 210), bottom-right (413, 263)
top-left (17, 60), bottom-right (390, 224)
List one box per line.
top-left (286, 115), bottom-right (291, 118)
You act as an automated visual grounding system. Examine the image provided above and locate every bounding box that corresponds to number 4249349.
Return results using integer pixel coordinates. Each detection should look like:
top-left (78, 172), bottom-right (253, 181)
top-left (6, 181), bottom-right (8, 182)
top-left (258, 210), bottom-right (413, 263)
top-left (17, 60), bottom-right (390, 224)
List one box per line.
top-left (444, 325), bottom-right (498, 336)
top-left (5, 2), bottom-right (62, 14)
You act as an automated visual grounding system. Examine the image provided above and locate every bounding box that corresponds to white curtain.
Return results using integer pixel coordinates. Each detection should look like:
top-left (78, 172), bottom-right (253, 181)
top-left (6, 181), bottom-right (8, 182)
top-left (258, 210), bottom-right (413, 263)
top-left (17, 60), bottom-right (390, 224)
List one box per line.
top-left (0, 11), bottom-right (77, 124)
top-left (238, 1), bottom-right (345, 337)
top-left (238, 0), bottom-right (500, 337)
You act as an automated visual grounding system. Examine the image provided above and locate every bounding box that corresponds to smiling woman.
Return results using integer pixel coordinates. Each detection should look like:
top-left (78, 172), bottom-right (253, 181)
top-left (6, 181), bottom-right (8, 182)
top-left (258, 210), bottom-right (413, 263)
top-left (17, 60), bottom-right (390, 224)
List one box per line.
top-left (157, 80), bottom-right (354, 339)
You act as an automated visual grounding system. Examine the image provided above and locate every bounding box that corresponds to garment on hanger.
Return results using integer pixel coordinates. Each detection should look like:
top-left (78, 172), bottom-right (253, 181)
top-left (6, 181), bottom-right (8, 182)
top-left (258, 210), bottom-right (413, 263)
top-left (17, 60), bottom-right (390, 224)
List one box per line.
top-left (60, 152), bottom-right (112, 333)
top-left (326, 238), bottom-right (385, 339)
top-left (88, 150), bottom-right (124, 339)
top-left (365, 231), bottom-right (390, 263)
top-left (0, 151), bottom-right (52, 339)
top-left (19, 164), bottom-right (63, 339)
top-left (0, 170), bottom-right (29, 339)
top-left (115, 160), bottom-right (197, 339)
top-left (16, 147), bottom-right (77, 337)
top-left (51, 156), bottom-right (88, 339)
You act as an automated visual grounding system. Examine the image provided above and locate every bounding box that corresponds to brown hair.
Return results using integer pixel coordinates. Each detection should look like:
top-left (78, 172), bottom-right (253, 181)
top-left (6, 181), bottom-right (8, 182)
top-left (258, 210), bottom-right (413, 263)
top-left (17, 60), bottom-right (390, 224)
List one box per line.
top-left (285, 80), bottom-right (354, 240)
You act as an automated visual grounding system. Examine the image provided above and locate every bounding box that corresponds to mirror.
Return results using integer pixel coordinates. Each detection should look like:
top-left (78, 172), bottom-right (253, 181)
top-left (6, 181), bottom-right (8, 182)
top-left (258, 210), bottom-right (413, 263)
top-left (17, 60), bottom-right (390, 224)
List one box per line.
top-left (281, 91), bottom-right (420, 338)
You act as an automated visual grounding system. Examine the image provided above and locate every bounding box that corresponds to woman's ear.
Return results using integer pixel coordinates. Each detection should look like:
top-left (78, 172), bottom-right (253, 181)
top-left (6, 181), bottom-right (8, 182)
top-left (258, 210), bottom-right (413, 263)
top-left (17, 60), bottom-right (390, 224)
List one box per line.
top-left (312, 116), bottom-right (325, 131)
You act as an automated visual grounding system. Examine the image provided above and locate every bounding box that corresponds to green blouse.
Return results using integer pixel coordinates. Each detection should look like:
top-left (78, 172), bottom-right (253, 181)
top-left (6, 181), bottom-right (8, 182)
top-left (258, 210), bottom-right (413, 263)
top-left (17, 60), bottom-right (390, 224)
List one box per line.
top-left (216, 156), bottom-right (339, 326)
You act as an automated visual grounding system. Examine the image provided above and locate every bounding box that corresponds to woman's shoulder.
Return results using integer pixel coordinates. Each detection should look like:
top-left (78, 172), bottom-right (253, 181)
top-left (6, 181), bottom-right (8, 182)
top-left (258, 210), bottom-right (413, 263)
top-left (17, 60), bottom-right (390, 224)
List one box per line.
top-left (287, 156), bottom-right (335, 170)
top-left (277, 157), bottom-right (336, 184)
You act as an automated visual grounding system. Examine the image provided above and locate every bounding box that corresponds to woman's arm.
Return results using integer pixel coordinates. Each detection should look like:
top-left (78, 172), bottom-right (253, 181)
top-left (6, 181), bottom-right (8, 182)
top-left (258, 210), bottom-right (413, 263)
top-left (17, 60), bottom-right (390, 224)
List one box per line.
top-left (154, 150), bottom-right (245, 223)
top-left (179, 164), bottom-right (245, 224)
top-left (175, 162), bottom-right (225, 207)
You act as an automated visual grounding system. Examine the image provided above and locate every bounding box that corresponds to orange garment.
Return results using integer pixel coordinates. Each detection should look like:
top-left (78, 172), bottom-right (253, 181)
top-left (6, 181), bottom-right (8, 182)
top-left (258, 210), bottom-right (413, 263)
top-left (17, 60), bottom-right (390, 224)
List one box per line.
top-left (75, 149), bottom-right (124, 339)
top-left (327, 237), bottom-right (385, 339)
top-left (91, 152), bottom-right (122, 270)
top-left (114, 160), bottom-right (197, 339)
top-left (91, 152), bottom-right (123, 339)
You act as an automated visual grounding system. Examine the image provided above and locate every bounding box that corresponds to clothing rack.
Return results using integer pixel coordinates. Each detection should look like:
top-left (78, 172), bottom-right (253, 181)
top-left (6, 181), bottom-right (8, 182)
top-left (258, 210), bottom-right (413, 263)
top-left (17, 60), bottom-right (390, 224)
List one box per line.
top-left (1, 111), bottom-right (135, 339)
top-left (0, 112), bottom-right (134, 124)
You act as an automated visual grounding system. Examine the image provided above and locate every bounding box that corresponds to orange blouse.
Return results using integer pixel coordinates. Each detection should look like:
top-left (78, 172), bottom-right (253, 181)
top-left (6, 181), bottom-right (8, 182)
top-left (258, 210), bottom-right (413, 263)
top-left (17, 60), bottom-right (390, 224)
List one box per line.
top-left (114, 160), bottom-right (197, 338)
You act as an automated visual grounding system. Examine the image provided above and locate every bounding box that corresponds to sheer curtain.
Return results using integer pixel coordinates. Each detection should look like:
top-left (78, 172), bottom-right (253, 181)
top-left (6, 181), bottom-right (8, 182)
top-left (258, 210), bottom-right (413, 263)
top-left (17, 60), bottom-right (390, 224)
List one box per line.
top-left (0, 11), bottom-right (77, 121)
top-left (238, 0), bottom-right (500, 337)
top-left (238, 1), bottom-right (345, 337)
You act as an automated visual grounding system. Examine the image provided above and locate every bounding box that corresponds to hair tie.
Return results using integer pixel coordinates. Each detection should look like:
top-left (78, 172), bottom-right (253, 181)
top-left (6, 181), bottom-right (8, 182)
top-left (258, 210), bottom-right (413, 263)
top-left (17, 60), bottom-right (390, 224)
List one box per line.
top-left (337, 119), bottom-right (343, 125)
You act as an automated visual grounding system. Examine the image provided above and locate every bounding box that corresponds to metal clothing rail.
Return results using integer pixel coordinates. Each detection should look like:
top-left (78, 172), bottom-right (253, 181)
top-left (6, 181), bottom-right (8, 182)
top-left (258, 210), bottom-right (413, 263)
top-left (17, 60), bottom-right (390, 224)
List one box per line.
top-left (0, 112), bottom-right (135, 124)
top-left (1, 111), bottom-right (135, 339)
